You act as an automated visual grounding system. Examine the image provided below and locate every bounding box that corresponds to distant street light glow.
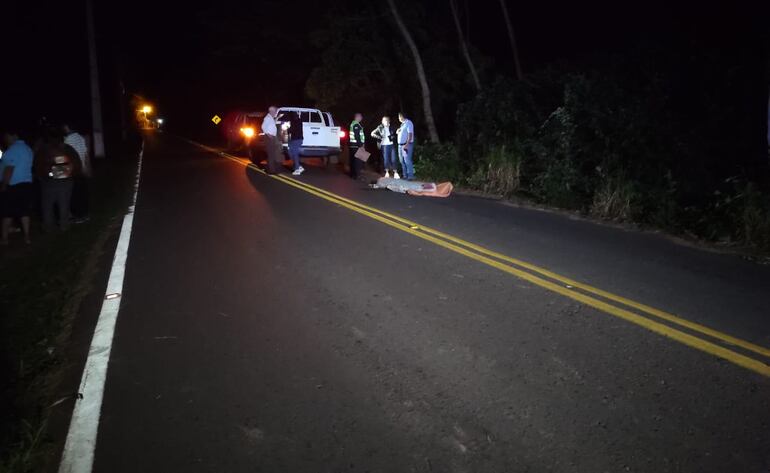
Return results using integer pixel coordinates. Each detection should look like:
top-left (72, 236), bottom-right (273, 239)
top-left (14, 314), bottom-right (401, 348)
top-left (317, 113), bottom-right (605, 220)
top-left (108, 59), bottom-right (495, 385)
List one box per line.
top-left (157, 118), bottom-right (164, 124)
top-left (142, 105), bottom-right (152, 114)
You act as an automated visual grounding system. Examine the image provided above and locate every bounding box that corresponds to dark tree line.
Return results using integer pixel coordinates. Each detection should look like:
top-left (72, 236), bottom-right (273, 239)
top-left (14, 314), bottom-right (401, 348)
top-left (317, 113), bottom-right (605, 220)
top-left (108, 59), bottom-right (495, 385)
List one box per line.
top-left (197, 0), bottom-right (770, 250)
top-left (304, 0), bottom-right (770, 250)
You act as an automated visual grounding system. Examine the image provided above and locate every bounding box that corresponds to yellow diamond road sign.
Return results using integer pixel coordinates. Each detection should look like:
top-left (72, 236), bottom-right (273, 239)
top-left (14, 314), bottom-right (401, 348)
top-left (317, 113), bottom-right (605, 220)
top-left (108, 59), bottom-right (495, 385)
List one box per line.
top-left (211, 115), bottom-right (222, 125)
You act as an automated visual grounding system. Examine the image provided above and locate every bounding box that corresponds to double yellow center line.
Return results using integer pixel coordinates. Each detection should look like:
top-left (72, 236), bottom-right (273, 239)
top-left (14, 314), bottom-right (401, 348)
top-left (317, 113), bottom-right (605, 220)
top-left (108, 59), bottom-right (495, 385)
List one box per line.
top-left (194, 141), bottom-right (770, 377)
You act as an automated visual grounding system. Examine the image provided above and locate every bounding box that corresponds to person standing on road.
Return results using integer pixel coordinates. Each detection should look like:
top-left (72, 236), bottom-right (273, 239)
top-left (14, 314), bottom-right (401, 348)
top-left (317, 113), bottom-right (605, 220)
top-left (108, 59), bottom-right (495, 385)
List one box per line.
top-left (33, 130), bottom-right (82, 232)
top-left (287, 112), bottom-right (305, 176)
top-left (349, 113), bottom-right (365, 179)
top-left (261, 106), bottom-right (281, 174)
top-left (397, 112), bottom-right (415, 180)
top-left (0, 127), bottom-right (35, 245)
top-left (371, 116), bottom-right (399, 179)
top-left (63, 122), bottom-right (90, 223)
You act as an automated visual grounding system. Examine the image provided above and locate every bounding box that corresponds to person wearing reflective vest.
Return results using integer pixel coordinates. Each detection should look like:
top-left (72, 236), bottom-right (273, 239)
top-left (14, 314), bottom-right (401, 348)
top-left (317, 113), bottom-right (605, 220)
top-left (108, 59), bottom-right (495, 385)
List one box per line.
top-left (349, 113), bottom-right (365, 179)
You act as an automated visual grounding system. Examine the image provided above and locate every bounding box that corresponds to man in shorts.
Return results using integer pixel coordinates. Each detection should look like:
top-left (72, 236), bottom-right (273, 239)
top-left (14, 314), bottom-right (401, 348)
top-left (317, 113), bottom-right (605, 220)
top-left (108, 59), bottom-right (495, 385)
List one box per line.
top-left (0, 127), bottom-right (35, 244)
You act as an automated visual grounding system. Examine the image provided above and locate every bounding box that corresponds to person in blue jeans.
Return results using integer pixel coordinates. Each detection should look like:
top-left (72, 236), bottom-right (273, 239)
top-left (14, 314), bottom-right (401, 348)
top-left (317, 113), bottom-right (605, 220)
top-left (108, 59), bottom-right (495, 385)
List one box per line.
top-left (287, 112), bottom-right (304, 176)
top-left (397, 112), bottom-right (415, 180)
top-left (371, 116), bottom-right (399, 178)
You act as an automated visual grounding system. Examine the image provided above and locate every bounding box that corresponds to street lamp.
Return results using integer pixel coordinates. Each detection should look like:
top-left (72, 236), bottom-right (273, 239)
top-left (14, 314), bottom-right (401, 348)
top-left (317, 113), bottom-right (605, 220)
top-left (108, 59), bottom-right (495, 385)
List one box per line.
top-left (139, 105), bottom-right (153, 129)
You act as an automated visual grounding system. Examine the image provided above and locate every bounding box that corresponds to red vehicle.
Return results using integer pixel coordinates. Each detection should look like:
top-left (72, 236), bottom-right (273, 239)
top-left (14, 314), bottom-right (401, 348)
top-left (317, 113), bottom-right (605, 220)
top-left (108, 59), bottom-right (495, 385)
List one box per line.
top-left (222, 111), bottom-right (265, 159)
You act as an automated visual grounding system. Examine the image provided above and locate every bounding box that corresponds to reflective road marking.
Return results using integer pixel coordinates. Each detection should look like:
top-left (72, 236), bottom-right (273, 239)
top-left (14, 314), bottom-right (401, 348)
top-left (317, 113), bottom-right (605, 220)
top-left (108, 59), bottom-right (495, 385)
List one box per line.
top-left (59, 143), bottom-right (144, 473)
top-left (195, 142), bottom-right (770, 378)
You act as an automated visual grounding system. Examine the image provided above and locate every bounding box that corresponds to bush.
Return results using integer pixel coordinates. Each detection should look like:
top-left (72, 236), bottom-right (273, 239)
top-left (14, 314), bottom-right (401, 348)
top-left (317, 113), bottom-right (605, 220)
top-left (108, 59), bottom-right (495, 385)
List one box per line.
top-left (444, 42), bottom-right (770, 252)
top-left (482, 145), bottom-right (523, 196)
top-left (738, 185), bottom-right (770, 250)
top-left (459, 144), bottom-right (524, 196)
top-left (413, 142), bottom-right (463, 183)
top-left (698, 178), bottom-right (770, 249)
top-left (590, 175), bottom-right (639, 221)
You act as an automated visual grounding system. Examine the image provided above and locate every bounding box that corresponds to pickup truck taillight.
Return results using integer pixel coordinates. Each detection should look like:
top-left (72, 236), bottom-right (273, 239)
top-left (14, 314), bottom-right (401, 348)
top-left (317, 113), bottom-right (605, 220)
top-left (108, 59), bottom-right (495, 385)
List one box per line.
top-left (338, 130), bottom-right (346, 138)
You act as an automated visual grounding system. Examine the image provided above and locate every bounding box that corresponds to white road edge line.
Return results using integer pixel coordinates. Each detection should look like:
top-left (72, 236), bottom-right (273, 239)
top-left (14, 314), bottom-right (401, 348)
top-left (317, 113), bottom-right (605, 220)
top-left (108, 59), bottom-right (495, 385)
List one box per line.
top-left (58, 142), bottom-right (144, 473)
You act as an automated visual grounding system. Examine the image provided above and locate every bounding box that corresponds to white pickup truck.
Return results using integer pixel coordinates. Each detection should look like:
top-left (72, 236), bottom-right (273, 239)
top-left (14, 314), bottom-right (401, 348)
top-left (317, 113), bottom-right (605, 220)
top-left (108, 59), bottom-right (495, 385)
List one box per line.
top-left (276, 107), bottom-right (342, 159)
top-left (242, 107), bottom-right (342, 163)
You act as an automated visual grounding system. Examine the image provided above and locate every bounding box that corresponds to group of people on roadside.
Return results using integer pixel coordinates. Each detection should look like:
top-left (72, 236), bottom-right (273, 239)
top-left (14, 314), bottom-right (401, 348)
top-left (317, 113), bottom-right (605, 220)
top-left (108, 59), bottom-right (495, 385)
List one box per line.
top-left (259, 105), bottom-right (417, 181)
top-left (0, 122), bottom-right (91, 245)
top-left (260, 106), bottom-right (311, 176)
top-left (350, 112), bottom-right (415, 181)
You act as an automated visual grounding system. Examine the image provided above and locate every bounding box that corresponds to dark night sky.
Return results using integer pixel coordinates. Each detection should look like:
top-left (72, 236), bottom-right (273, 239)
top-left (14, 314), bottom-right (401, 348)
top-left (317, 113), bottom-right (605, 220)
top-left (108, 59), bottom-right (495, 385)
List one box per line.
top-left (3, 0), bottom-right (766, 138)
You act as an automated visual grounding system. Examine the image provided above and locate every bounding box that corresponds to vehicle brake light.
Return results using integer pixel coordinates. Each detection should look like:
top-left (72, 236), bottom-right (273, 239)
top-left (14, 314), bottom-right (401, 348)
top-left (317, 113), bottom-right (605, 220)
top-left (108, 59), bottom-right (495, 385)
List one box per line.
top-left (338, 130), bottom-right (346, 138)
top-left (240, 127), bottom-right (255, 138)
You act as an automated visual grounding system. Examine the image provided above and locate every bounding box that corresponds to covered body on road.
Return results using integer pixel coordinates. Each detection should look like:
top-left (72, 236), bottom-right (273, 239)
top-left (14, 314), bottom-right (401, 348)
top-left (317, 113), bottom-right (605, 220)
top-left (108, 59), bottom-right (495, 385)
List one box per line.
top-left (372, 176), bottom-right (454, 197)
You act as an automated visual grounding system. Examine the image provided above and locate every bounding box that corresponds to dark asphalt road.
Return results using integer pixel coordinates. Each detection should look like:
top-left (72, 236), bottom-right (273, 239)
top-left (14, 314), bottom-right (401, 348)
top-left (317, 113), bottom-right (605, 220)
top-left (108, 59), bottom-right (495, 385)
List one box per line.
top-left (90, 135), bottom-right (769, 472)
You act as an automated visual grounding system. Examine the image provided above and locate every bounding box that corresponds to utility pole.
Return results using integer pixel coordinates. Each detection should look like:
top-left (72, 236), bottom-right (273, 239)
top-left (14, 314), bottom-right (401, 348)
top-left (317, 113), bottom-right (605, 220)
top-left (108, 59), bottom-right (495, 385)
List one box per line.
top-left (119, 79), bottom-right (127, 141)
top-left (86, 0), bottom-right (106, 158)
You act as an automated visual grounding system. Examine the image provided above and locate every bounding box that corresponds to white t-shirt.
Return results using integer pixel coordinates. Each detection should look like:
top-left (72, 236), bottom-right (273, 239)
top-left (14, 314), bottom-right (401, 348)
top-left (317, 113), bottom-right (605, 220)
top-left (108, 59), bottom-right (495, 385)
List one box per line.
top-left (64, 132), bottom-right (88, 170)
top-left (381, 125), bottom-right (392, 146)
top-left (261, 114), bottom-right (277, 137)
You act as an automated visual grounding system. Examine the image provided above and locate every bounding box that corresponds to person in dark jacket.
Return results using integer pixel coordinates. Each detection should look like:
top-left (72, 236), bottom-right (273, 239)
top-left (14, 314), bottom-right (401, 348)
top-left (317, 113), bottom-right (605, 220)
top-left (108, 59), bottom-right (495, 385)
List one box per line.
top-left (287, 112), bottom-right (304, 176)
top-left (33, 130), bottom-right (82, 232)
top-left (348, 113), bottom-right (365, 179)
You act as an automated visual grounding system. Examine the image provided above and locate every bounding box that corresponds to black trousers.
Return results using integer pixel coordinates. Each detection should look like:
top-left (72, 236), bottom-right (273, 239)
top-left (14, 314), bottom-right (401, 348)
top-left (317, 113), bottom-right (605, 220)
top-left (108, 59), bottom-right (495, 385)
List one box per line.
top-left (71, 176), bottom-right (90, 218)
top-left (349, 146), bottom-right (361, 178)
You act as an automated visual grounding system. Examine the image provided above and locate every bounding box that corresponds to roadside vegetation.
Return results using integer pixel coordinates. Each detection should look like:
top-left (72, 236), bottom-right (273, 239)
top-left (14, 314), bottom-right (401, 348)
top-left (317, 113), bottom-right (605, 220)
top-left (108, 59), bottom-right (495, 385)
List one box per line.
top-left (196, 2), bottom-right (768, 251)
top-left (0, 142), bottom-right (139, 473)
top-left (294, 2), bottom-right (770, 253)
top-left (412, 48), bottom-right (770, 252)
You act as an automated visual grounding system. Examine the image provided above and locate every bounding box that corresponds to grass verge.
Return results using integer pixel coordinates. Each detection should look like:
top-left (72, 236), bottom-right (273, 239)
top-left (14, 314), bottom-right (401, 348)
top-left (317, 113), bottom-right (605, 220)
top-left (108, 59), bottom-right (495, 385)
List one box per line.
top-left (0, 143), bottom-right (139, 473)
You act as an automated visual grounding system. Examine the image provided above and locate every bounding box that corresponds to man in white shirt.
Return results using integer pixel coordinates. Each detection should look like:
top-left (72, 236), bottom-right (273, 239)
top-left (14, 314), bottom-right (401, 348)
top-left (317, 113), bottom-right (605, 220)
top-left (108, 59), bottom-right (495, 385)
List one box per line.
top-left (261, 106), bottom-right (281, 174)
top-left (63, 124), bottom-right (89, 174)
top-left (63, 123), bottom-right (90, 222)
top-left (397, 113), bottom-right (415, 180)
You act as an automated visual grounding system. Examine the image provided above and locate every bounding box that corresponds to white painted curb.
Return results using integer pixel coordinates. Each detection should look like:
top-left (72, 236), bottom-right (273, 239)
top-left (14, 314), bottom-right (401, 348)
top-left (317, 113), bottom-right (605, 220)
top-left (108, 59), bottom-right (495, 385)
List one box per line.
top-left (58, 142), bottom-right (144, 473)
